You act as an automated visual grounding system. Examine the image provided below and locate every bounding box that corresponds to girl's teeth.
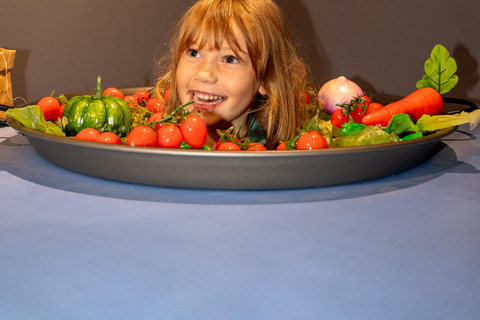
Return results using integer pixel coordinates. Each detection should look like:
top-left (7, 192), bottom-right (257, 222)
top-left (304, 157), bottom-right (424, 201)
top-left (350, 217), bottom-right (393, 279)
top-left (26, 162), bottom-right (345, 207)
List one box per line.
top-left (194, 92), bottom-right (224, 104)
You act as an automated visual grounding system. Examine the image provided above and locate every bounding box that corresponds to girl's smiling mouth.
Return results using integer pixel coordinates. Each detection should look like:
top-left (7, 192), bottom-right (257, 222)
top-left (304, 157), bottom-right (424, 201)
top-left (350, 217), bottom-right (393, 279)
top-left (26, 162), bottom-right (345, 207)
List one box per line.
top-left (191, 91), bottom-right (226, 108)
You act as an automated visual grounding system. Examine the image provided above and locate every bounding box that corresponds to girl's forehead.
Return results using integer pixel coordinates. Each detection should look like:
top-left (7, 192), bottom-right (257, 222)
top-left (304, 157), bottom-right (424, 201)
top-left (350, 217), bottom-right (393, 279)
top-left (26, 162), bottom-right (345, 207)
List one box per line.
top-left (183, 22), bottom-right (248, 53)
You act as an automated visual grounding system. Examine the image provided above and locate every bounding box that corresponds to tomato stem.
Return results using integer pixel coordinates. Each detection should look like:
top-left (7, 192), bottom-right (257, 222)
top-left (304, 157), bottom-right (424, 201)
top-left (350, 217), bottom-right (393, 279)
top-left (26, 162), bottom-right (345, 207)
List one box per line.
top-left (149, 100), bottom-right (194, 127)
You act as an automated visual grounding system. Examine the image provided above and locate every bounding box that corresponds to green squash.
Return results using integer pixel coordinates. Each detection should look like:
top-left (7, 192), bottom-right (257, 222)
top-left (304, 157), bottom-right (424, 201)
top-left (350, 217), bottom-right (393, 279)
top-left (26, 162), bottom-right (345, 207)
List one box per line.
top-left (62, 76), bottom-right (132, 137)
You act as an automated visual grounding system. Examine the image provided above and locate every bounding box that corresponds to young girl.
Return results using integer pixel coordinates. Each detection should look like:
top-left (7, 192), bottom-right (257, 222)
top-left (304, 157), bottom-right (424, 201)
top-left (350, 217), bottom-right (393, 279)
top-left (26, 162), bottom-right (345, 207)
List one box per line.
top-left (155, 0), bottom-right (309, 149)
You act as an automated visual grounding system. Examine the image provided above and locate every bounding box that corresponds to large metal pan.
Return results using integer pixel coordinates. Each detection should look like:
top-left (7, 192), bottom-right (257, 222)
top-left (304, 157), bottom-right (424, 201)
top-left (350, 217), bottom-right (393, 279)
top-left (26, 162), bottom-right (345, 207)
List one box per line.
top-left (6, 89), bottom-right (469, 190)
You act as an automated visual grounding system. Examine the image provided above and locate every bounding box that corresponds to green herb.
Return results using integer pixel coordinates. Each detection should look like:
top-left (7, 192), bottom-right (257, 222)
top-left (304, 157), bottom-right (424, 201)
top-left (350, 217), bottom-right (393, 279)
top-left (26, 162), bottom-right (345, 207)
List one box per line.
top-left (416, 44), bottom-right (458, 94)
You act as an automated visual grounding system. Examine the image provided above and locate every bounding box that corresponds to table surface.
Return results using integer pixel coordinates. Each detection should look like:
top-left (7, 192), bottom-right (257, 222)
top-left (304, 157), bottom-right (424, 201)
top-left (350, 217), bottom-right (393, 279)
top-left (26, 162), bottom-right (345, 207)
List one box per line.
top-left (1, 123), bottom-right (479, 320)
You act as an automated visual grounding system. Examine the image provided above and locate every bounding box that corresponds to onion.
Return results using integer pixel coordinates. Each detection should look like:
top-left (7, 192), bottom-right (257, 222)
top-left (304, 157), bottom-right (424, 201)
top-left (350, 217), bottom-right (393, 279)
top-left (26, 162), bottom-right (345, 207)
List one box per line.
top-left (317, 76), bottom-right (363, 114)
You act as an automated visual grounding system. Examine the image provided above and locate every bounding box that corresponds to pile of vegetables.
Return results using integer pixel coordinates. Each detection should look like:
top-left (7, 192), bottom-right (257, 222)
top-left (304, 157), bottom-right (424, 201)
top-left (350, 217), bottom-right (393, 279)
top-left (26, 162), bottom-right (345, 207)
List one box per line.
top-left (306, 44), bottom-right (479, 149)
top-left (5, 44), bottom-right (480, 151)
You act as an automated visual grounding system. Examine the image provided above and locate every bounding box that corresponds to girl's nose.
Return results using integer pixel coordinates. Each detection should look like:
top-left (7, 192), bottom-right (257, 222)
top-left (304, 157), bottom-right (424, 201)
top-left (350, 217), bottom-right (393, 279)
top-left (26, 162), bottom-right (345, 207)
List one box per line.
top-left (194, 60), bottom-right (217, 84)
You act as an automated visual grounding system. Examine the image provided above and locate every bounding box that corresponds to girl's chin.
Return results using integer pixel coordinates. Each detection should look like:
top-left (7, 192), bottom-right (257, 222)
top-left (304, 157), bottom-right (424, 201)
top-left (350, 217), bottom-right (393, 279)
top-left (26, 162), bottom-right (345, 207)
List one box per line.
top-left (193, 101), bottom-right (224, 114)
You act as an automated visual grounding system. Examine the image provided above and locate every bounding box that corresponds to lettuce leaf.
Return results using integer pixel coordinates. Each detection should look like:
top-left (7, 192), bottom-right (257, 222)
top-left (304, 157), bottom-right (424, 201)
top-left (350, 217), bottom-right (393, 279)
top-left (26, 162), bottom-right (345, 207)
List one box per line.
top-left (332, 126), bottom-right (401, 148)
top-left (416, 109), bottom-right (480, 132)
top-left (5, 105), bottom-right (65, 137)
top-left (385, 113), bottom-right (418, 135)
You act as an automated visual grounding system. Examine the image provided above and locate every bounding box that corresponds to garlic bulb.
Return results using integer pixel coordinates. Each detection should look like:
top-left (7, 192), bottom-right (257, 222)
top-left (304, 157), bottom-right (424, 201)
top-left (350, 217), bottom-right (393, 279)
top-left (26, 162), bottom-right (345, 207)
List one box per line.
top-left (317, 76), bottom-right (363, 114)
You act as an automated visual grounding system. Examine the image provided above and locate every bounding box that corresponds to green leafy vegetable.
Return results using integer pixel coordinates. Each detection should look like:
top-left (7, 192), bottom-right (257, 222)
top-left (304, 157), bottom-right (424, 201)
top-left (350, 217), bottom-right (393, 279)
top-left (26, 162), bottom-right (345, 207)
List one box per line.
top-left (338, 122), bottom-right (366, 136)
top-left (416, 109), bottom-right (480, 132)
top-left (5, 105), bottom-right (65, 137)
top-left (401, 132), bottom-right (423, 141)
top-left (416, 44), bottom-right (458, 94)
top-left (331, 126), bottom-right (401, 148)
top-left (385, 113), bottom-right (418, 135)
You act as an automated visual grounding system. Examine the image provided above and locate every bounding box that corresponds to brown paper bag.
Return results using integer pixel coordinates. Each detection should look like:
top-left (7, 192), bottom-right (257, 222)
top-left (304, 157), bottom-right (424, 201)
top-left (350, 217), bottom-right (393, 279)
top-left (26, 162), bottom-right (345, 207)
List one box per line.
top-left (0, 48), bottom-right (16, 107)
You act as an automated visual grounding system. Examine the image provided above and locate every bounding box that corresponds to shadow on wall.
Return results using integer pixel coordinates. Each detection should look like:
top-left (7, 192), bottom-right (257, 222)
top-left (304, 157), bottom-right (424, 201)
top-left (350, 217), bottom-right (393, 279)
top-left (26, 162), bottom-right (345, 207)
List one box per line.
top-left (450, 43), bottom-right (480, 105)
top-left (275, 0), bottom-right (332, 88)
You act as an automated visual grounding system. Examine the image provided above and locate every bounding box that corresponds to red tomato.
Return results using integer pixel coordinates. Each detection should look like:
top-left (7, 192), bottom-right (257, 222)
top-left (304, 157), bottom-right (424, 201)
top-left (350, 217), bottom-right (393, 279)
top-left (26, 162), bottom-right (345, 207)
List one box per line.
top-left (103, 87), bottom-right (125, 99)
top-left (215, 136), bottom-right (241, 150)
top-left (304, 92), bottom-right (311, 105)
top-left (163, 87), bottom-right (170, 105)
top-left (360, 95), bottom-right (371, 106)
top-left (37, 96), bottom-right (61, 121)
top-left (148, 112), bottom-right (166, 131)
top-left (75, 128), bottom-right (101, 142)
top-left (179, 114), bottom-right (207, 149)
top-left (95, 132), bottom-right (122, 144)
top-left (133, 90), bottom-right (151, 104)
top-left (247, 142), bottom-right (267, 151)
top-left (296, 130), bottom-right (328, 150)
top-left (124, 95), bottom-right (138, 107)
top-left (331, 109), bottom-right (348, 128)
top-left (216, 141), bottom-right (242, 151)
top-left (350, 95), bottom-right (372, 124)
top-left (156, 124), bottom-right (183, 148)
top-left (350, 107), bottom-right (365, 123)
top-left (58, 104), bottom-right (65, 119)
top-left (365, 102), bottom-right (384, 115)
top-left (125, 126), bottom-right (157, 147)
top-left (276, 142), bottom-right (287, 150)
top-left (145, 98), bottom-right (165, 114)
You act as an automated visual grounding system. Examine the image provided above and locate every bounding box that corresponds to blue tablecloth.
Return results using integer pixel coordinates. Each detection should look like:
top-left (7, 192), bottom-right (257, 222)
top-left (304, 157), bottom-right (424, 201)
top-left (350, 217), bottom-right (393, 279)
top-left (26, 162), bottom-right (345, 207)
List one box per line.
top-left (1, 123), bottom-right (479, 320)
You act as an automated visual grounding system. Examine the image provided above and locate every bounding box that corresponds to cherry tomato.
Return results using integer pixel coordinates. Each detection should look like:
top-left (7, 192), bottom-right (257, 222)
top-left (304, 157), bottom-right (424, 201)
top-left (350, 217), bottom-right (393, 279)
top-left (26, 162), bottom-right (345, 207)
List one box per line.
top-left (350, 107), bottom-right (365, 123)
top-left (95, 132), bottom-right (122, 144)
top-left (156, 124), bottom-right (183, 148)
top-left (75, 128), bottom-right (101, 142)
top-left (103, 87), bottom-right (125, 99)
top-left (37, 96), bottom-right (61, 121)
top-left (148, 112), bottom-right (166, 131)
top-left (125, 126), bottom-right (157, 147)
top-left (349, 95), bottom-right (372, 124)
top-left (331, 109), bottom-right (348, 128)
top-left (58, 104), bottom-right (65, 119)
top-left (124, 95), bottom-right (138, 107)
top-left (276, 142), bottom-right (287, 150)
top-left (296, 130), bottom-right (328, 150)
top-left (163, 87), bottom-right (170, 105)
top-left (216, 141), bottom-right (242, 151)
top-left (247, 142), bottom-right (267, 151)
top-left (133, 90), bottom-right (151, 104)
top-left (179, 114), bottom-right (207, 149)
top-left (360, 95), bottom-right (371, 106)
top-left (145, 98), bottom-right (165, 114)
top-left (215, 135), bottom-right (241, 150)
top-left (365, 102), bottom-right (384, 115)
top-left (304, 92), bottom-right (311, 105)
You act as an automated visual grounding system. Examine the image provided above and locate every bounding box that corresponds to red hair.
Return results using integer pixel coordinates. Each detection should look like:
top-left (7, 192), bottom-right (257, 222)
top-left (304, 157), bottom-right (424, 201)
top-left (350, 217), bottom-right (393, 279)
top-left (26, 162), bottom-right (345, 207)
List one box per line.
top-left (156, 0), bottom-right (308, 148)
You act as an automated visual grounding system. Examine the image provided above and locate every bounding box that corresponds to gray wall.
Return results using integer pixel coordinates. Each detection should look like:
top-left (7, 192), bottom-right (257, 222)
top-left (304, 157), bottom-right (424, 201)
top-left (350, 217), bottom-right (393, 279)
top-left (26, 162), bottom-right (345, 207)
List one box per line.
top-left (3, 0), bottom-right (479, 105)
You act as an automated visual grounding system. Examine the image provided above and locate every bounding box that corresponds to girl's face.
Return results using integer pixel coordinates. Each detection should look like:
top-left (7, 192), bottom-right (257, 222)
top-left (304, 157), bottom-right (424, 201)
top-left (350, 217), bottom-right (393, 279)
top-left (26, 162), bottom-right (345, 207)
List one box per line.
top-left (176, 29), bottom-right (266, 129)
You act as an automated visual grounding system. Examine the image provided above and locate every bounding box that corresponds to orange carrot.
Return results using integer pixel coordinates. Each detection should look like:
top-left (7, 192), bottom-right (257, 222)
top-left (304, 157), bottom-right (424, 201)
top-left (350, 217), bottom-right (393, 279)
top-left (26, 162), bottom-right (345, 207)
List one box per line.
top-left (362, 87), bottom-right (444, 127)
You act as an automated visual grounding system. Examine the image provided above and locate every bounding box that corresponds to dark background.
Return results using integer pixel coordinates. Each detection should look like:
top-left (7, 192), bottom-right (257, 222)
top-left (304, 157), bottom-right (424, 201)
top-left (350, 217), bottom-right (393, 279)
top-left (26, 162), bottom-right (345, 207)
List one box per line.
top-left (2, 0), bottom-right (479, 105)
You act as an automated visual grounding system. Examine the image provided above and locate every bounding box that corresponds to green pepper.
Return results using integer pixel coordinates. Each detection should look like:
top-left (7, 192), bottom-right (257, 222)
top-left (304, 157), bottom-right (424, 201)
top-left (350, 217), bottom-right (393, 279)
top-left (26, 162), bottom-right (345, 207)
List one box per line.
top-left (62, 76), bottom-right (132, 136)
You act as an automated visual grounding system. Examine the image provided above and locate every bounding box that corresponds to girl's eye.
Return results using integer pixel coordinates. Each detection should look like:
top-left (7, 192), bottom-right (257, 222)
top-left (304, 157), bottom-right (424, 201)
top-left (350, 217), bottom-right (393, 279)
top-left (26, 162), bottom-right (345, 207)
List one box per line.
top-left (187, 49), bottom-right (200, 58)
top-left (224, 56), bottom-right (239, 64)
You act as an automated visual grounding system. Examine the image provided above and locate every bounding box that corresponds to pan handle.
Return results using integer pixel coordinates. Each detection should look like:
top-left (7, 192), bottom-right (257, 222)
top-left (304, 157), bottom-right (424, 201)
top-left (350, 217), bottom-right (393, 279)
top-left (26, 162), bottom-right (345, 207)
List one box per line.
top-left (443, 97), bottom-right (478, 114)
